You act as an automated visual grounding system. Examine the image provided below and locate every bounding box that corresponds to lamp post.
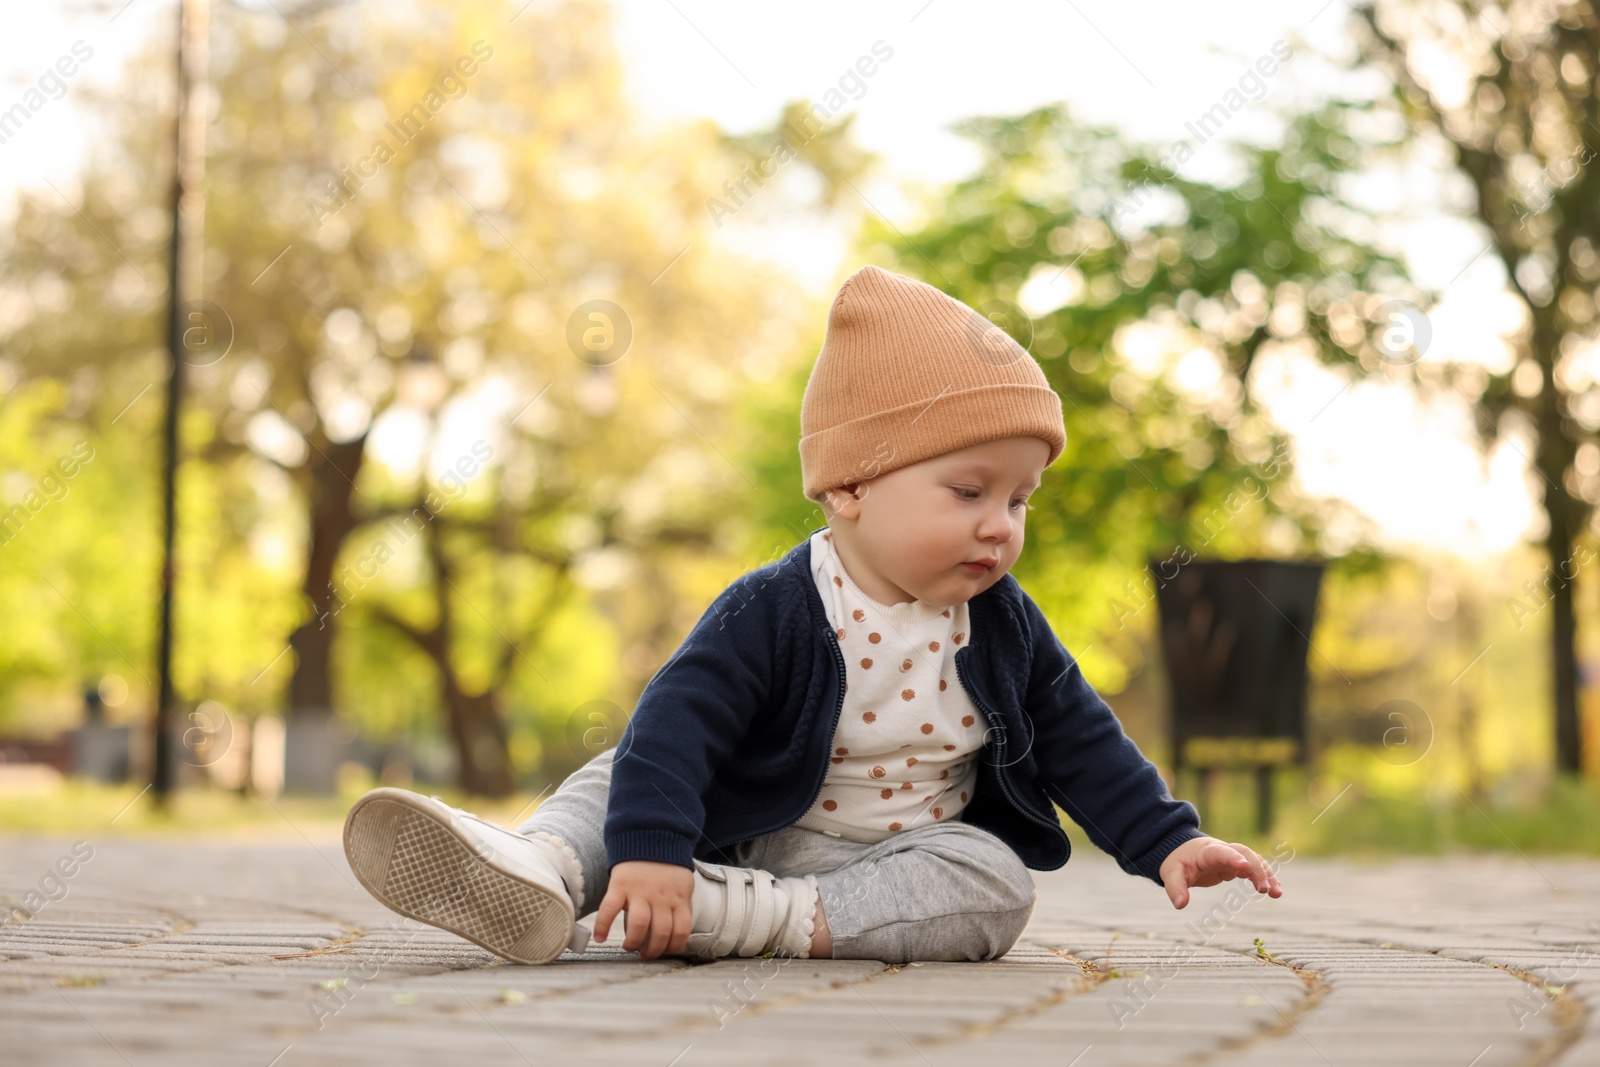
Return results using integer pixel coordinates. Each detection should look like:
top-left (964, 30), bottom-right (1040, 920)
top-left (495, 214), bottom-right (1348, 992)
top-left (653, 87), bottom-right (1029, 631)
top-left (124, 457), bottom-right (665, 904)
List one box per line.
top-left (152, 0), bottom-right (209, 802)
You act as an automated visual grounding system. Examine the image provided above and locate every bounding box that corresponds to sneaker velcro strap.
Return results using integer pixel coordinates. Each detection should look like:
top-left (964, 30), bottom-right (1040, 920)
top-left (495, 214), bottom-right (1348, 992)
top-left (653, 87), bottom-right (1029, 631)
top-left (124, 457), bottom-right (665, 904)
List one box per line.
top-left (740, 872), bottom-right (776, 957)
top-left (711, 867), bottom-right (750, 958)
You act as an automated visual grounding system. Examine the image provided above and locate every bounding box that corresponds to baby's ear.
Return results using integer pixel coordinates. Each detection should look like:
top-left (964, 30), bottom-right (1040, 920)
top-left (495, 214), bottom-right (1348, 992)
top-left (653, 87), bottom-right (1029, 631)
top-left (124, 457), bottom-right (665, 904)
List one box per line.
top-left (820, 485), bottom-right (859, 518)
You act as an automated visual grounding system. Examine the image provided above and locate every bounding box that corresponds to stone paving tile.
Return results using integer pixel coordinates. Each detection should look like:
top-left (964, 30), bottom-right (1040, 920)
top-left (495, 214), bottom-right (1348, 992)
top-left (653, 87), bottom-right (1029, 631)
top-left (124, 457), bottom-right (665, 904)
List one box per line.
top-left (2, 835), bottom-right (1598, 1065)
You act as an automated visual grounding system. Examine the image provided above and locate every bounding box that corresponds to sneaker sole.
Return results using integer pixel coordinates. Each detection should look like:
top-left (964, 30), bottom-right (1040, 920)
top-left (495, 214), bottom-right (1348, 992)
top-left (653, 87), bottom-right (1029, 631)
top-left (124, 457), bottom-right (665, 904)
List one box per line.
top-left (343, 789), bottom-right (574, 965)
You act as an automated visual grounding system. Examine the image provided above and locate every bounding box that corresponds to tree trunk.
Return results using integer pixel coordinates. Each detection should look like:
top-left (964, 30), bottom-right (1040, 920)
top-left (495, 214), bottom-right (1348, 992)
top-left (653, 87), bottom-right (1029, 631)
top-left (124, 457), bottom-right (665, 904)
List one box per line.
top-left (442, 685), bottom-right (514, 798)
top-left (1352, 1), bottom-right (1594, 780)
top-left (1543, 517), bottom-right (1581, 776)
top-left (371, 514), bottom-right (516, 797)
top-left (1534, 317), bottom-right (1584, 776)
top-left (286, 435), bottom-right (368, 721)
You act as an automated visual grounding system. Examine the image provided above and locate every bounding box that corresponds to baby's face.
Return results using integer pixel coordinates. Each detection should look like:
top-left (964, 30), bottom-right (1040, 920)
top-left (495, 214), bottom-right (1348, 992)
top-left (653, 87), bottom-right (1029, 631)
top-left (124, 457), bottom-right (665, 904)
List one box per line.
top-left (823, 436), bottom-right (1050, 607)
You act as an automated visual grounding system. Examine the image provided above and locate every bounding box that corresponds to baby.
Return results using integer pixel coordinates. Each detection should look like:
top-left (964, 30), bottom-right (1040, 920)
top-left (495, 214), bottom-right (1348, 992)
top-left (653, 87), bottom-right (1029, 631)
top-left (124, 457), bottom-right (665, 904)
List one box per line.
top-left (342, 264), bottom-right (1284, 966)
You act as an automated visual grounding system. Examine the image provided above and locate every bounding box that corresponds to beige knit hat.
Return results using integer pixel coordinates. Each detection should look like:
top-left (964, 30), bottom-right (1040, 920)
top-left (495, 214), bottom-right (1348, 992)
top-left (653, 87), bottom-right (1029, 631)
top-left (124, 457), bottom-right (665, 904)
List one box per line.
top-left (799, 265), bottom-right (1066, 502)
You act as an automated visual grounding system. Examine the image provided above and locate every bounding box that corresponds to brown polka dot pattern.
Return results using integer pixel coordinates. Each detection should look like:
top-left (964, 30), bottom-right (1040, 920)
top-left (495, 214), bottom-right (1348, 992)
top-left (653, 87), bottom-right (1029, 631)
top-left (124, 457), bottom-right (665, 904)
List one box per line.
top-left (806, 529), bottom-right (982, 835)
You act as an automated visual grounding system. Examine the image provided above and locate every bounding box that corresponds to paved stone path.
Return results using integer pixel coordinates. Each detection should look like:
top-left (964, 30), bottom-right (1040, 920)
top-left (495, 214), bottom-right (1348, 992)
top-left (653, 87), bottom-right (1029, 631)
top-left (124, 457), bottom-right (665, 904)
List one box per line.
top-left (2, 830), bottom-right (1596, 1066)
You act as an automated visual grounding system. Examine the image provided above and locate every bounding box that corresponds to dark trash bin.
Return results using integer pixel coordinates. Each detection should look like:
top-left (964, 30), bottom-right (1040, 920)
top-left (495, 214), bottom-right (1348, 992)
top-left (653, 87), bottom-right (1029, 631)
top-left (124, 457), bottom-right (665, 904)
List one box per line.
top-left (1152, 557), bottom-right (1323, 833)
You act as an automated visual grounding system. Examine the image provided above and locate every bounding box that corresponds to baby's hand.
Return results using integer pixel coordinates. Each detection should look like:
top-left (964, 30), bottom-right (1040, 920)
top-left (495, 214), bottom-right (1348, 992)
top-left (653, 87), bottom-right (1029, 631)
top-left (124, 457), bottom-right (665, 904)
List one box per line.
top-left (593, 860), bottom-right (695, 959)
top-left (1158, 837), bottom-right (1283, 909)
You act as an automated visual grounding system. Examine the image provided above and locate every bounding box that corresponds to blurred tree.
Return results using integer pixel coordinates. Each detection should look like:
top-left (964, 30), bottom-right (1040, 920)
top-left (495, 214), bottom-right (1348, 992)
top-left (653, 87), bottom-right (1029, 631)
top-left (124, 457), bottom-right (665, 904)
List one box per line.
top-left (1353, 0), bottom-right (1598, 776)
top-left (364, 505), bottom-right (534, 797)
top-left (0, 379), bottom-right (157, 732)
top-left (716, 100), bottom-right (879, 211)
top-left (744, 102), bottom-right (1405, 694)
top-left (0, 0), bottom-right (817, 793)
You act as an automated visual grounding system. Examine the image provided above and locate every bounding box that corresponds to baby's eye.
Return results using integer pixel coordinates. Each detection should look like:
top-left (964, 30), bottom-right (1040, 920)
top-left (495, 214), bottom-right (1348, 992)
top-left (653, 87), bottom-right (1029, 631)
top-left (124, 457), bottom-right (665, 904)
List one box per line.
top-left (1010, 499), bottom-right (1033, 511)
top-left (953, 487), bottom-right (980, 500)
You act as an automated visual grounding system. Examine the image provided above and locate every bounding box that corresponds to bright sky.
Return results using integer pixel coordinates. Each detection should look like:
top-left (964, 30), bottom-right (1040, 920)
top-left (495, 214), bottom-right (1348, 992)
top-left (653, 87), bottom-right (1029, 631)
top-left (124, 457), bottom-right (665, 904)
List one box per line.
top-left (0, 0), bottom-right (1545, 561)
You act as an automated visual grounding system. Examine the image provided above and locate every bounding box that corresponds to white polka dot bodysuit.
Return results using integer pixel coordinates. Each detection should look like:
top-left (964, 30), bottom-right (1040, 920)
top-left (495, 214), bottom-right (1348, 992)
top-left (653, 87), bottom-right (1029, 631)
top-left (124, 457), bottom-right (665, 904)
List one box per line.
top-left (793, 528), bottom-right (987, 842)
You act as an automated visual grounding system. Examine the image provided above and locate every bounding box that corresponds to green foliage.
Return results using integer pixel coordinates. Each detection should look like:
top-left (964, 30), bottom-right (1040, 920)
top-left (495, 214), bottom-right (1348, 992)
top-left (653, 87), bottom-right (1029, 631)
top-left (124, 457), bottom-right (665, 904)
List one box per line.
top-left (1051, 755), bottom-right (1600, 858)
top-left (1290, 767), bottom-right (1600, 857)
top-left (0, 0), bottom-right (813, 789)
top-left (1, 0), bottom-right (1587, 823)
top-left (0, 377), bottom-right (159, 730)
top-left (742, 102), bottom-right (1410, 691)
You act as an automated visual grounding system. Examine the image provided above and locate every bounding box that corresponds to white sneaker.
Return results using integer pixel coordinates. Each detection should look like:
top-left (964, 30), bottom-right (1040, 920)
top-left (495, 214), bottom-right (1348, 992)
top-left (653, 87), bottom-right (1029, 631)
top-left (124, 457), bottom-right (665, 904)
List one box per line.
top-left (343, 787), bottom-right (586, 964)
top-left (678, 860), bottom-right (818, 960)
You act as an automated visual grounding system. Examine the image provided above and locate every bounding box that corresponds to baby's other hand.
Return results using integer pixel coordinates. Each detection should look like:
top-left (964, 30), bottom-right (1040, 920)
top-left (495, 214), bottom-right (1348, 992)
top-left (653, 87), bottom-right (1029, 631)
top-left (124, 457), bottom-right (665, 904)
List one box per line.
top-left (1158, 837), bottom-right (1283, 909)
top-left (593, 860), bottom-right (694, 959)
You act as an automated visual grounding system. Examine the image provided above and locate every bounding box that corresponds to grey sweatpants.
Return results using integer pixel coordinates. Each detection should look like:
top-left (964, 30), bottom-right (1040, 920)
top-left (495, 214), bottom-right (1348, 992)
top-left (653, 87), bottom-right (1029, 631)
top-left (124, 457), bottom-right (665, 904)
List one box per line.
top-left (515, 747), bottom-right (1038, 963)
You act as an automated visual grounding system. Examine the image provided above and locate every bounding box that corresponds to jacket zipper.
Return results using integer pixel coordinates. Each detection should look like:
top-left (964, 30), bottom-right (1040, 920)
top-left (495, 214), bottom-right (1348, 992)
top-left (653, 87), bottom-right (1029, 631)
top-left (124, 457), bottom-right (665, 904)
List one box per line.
top-left (715, 626), bottom-right (849, 855)
top-left (953, 652), bottom-right (1065, 835)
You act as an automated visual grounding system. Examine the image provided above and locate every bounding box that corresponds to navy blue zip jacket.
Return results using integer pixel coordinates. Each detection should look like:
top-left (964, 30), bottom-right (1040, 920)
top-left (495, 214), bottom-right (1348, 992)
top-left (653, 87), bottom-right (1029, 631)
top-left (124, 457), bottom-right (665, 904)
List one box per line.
top-left (603, 531), bottom-right (1204, 886)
